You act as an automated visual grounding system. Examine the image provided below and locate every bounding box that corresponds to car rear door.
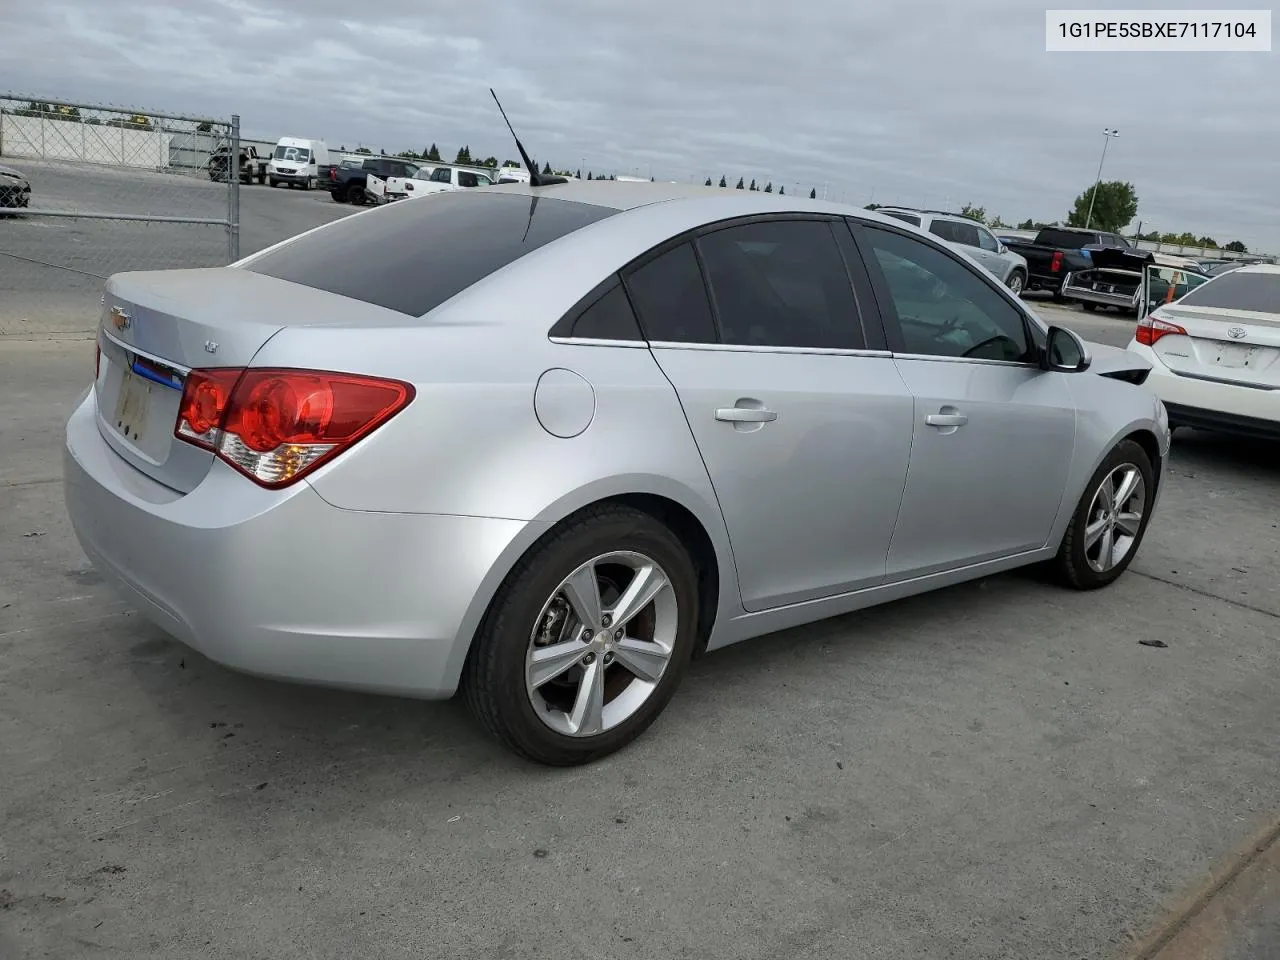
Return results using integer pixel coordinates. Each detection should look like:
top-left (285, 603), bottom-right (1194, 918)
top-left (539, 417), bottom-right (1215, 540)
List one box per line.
top-left (852, 220), bottom-right (1077, 579)
top-left (624, 217), bottom-right (914, 612)
top-left (1144, 267), bottom-right (1280, 390)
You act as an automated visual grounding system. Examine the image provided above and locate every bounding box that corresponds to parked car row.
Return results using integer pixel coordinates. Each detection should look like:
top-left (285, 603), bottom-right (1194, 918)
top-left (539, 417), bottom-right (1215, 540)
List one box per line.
top-left (877, 207), bottom-right (1031, 295)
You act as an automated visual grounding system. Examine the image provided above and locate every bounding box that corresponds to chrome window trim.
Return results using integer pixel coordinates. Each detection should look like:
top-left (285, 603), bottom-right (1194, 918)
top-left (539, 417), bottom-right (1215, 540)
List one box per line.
top-left (548, 336), bottom-right (649, 349)
top-left (890, 351), bottom-right (1040, 369)
top-left (646, 340), bottom-right (892, 358)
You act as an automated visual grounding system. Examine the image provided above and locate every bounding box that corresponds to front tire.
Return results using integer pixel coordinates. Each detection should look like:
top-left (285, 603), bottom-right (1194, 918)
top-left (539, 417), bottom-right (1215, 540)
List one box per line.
top-left (1080, 302), bottom-right (1097, 312)
top-left (1006, 270), bottom-right (1026, 296)
top-left (1052, 439), bottom-right (1154, 590)
top-left (463, 505), bottom-right (699, 765)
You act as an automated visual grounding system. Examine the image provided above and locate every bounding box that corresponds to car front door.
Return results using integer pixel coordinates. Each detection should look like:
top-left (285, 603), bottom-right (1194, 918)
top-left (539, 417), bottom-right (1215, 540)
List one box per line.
top-left (624, 218), bottom-right (915, 612)
top-left (973, 225), bottom-right (1009, 281)
top-left (852, 221), bottom-right (1078, 579)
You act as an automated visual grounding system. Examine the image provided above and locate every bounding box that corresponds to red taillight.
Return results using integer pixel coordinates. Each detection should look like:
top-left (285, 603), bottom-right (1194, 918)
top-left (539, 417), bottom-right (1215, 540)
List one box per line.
top-left (1135, 312), bottom-right (1188, 347)
top-left (329, 167), bottom-right (337, 180)
top-left (1050, 250), bottom-right (1064, 273)
top-left (174, 368), bottom-right (414, 488)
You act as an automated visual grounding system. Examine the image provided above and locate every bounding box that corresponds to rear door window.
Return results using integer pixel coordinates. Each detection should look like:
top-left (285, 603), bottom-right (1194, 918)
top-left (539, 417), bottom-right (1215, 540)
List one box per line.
top-left (948, 222), bottom-right (981, 248)
top-left (882, 211), bottom-right (922, 227)
top-left (696, 219), bottom-right (865, 349)
top-left (243, 192), bottom-right (617, 316)
top-left (928, 220), bottom-right (958, 243)
top-left (623, 243), bottom-right (718, 343)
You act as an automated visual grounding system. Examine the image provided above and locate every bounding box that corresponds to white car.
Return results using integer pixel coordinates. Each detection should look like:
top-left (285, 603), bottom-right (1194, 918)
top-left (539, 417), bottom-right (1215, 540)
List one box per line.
top-left (367, 165), bottom-right (495, 202)
top-left (1127, 262), bottom-right (1280, 440)
top-left (876, 208), bottom-right (1031, 295)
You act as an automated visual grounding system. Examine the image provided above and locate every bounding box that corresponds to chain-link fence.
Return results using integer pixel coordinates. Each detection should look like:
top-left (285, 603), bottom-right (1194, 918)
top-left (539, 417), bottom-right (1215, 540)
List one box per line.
top-left (0, 95), bottom-right (240, 285)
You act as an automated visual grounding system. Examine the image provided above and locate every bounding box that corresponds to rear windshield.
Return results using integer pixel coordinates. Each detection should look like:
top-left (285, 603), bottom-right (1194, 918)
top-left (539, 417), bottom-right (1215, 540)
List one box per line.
top-left (1176, 271), bottom-right (1280, 312)
top-left (1037, 228), bottom-right (1095, 249)
top-left (243, 192), bottom-right (618, 316)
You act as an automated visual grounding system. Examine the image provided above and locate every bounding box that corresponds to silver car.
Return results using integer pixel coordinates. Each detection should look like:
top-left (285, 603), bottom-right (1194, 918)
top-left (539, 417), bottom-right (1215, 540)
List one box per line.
top-left (64, 184), bottom-right (1169, 765)
top-left (877, 207), bottom-right (1030, 295)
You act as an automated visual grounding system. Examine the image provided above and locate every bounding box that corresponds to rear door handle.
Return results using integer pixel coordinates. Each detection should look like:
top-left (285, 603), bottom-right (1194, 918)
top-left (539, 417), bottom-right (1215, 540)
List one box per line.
top-left (925, 413), bottom-right (968, 427)
top-left (715, 407), bottom-right (778, 423)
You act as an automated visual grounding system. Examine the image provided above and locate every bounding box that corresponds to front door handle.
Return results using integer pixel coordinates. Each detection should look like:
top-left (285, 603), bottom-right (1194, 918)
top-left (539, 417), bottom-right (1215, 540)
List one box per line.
top-left (715, 407), bottom-right (778, 423)
top-left (925, 412), bottom-right (968, 428)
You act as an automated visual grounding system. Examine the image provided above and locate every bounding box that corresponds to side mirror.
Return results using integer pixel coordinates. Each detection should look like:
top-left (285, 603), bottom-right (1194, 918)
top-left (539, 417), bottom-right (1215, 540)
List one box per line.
top-left (997, 243), bottom-right (1007, 255)
top-left (1042, 325), bottom-right (1092, 373)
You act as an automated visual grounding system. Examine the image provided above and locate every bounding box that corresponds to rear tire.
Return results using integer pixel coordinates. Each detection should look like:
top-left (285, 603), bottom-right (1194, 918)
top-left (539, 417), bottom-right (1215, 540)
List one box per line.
top-left (1051, 439), bottom-right (1154, 590)
top-left (1007, 270), bottom-right (1026, 296)
top-left (462, 505), bottom-right (699, 765)
top-left (1080, 302), bottom-right (1097, 312)
top-left (346, 183), bottom-right (365, 204)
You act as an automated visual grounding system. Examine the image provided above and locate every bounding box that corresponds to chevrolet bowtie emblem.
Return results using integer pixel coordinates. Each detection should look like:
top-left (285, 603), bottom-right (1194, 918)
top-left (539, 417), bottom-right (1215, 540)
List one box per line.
top-left (109, 305), bottom-right (131, 331)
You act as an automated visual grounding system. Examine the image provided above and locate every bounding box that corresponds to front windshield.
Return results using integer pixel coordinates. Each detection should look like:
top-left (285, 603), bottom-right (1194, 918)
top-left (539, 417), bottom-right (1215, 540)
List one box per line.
top-left (273, 145), bottom-right (312, 163)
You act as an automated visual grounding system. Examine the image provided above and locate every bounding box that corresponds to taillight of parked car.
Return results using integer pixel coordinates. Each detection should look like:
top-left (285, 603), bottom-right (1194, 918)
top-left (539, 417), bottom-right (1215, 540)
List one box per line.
top-left (175, 368), bottom-right (414, 488)
top-left (1050, 250), bottom-right (1064, 273)
top-left (1135, 312), bottom-right (1188, 347)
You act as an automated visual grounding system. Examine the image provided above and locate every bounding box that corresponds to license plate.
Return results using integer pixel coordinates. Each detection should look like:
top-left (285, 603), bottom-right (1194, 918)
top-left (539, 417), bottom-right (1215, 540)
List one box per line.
top-left (1212, 344), bottom-right (1251, 368)
top-left (113, 370), bottom-right (152, 442)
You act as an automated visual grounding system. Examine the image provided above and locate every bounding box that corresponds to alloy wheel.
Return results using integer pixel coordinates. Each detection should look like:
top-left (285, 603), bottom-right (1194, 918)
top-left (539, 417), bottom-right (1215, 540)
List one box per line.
top-left (1084, 464), bottom-right (1146, 573)
top-left (526, 551), bottom-right (678, 738)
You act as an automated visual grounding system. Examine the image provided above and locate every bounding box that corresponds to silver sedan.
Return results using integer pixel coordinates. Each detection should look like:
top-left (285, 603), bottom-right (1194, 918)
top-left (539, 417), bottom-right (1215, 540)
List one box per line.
top-left (64, 183), bottom-right (1170, 765)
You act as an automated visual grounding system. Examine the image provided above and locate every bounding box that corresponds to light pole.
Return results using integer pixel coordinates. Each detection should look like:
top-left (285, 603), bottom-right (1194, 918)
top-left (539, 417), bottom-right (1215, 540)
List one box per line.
top-left (1084, 128), bottom-right (1120, 229)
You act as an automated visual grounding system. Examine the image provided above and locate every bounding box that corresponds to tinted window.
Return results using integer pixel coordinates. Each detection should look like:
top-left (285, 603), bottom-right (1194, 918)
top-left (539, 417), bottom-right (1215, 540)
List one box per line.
top-left (928, 220), bottom-right (958, 243)
top-left (864, 226), bottom-right (1031, 363)
top-left (623, 243), bottom-right (717, 343)
top-left (882, 211), bottom-right (921, 227)
top-left (697, 220), bottom-right (864, 349)
top-left (1038, 229), bottom-right (1094, 249)
top-left (1176, 271), bottom-right (1280, 312)
top-left (244, 192), bottom-right (617, 316)
top-left (950, 222), bottom-right (981, 247)
top-left (430, 168), bottom-right (452, 183)
top-left (567, 282), bottom-right (644, 340)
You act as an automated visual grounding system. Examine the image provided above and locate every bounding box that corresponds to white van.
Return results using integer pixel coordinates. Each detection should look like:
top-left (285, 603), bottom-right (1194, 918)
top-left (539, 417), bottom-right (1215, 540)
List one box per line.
top-left (267, 137), bottom-right (330, 190)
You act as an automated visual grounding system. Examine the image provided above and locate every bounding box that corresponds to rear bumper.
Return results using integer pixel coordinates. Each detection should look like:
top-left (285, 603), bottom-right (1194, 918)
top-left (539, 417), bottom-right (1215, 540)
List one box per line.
top-left (63, 391), bottom-right (535, 699)
top-left (1126, 342), bottom-right (1280, 439)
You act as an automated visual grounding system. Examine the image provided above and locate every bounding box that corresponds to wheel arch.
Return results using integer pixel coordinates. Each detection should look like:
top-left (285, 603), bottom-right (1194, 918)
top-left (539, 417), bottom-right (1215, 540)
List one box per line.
top-left (439, 476), bottom-right (739, 697)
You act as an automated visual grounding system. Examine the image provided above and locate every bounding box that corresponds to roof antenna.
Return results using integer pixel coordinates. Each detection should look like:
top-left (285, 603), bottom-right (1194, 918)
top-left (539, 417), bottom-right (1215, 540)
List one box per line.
top-left (490, 88), bottom-right (567, 187)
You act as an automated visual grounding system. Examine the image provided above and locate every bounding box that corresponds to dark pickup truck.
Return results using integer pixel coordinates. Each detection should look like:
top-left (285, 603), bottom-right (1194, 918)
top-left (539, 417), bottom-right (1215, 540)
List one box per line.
top-left (1003, 227), bottom-right (1132, 299)
top-left (328, 156), bottom-right (424, 204)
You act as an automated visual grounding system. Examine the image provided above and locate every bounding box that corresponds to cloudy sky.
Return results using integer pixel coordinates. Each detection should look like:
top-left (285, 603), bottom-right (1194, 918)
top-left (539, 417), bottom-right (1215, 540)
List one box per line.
top-left (4, 0), bottom-right (1278, 250)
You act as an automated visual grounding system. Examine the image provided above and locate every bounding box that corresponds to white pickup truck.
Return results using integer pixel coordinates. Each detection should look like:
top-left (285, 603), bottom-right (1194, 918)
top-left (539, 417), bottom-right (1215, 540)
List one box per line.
top-left (365, 165), bottom-right (497, 203)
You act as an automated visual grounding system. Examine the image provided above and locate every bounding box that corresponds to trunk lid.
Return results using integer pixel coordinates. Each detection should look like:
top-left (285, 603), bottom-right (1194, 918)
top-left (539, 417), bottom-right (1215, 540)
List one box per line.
top-left (94, 267), bottom-right (414, 493)
top-left (1153, 304), bottom-right (1280, 388)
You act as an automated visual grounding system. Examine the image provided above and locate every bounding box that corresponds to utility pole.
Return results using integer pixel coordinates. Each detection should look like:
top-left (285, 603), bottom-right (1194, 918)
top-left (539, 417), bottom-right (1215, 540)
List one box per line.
top-left (1084, 128), bottom-right (1120, 229)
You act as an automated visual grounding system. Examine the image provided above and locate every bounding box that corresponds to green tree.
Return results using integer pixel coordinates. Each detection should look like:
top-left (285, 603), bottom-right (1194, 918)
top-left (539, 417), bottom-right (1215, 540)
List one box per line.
top-left (778, 185), bottom-right (784, 195)
top-left (748, 178), bottom-right (757, 191)
top-left (454, 145), bottom-right (473, 164)
top-left (809, 188), bottom-right (816, 199)
top-left (1197, 236), bottom-right (1217, 248)
top-left (735, 177), bottom-right (745, 189)
top-left (396, 149), bottom-right (419, 159)
top-left (586, 171), bottom-right (593, 180)
top-left (541, 161), bottom-right (552, 175)
top-left (864, 203), bottom-right (880, 210)
top-left (960, 203), bottom-right (986, 224)
top-left (426, 144), bottom-right (442, 161)
top-left (1065, 180), bottom-right (1139, 233)
top-left (1017, 218), bottom-right (1035, 230)
top-left (718, 174), bottom-right (727, 187)
top-left (1225, 239), bottom-right (1248, 253)
top-left (763, 181), bottom-right (773, 193)
top-left (989, 215), bottom-right (1008, 229)
top-left (355, 146), bottom-right (372, 155)
top-left (704, 176), bottom-right (712, 186)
